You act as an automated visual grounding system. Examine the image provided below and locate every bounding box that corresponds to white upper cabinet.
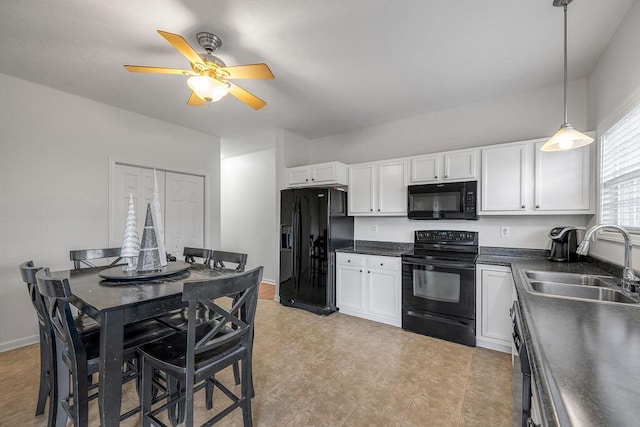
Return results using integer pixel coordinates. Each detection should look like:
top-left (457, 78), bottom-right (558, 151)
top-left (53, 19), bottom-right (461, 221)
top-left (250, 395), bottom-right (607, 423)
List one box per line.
top-left (480, 136), bottom-right (593, 215)
top-left (481, 143), bottom-right (528, 212)
top-left (286, 161), bottom-right (348, 187)
top-left (348, 160), bottom-right (407, 216)
top-left (534, 140), bottom-right (591, 211)
top-left (410, 149), bottom-right (478, 184)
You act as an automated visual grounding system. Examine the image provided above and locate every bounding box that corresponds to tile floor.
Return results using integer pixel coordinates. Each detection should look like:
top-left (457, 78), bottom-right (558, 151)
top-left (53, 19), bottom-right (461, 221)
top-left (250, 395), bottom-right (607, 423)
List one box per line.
top-left (0, 299), bottom-right (512, 426)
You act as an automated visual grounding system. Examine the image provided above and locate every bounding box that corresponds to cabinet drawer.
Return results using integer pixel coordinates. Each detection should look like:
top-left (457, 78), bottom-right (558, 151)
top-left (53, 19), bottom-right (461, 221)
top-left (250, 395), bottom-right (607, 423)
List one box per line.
top-left (336, 253), bottom-right (365, 267)
top-left (365, 255), bottom-right (400, 271)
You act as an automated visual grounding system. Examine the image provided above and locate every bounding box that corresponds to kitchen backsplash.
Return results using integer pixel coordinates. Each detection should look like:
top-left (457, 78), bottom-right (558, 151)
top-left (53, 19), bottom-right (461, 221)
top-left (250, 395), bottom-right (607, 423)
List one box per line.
top-left (354, 215), bottom-right (591, 250)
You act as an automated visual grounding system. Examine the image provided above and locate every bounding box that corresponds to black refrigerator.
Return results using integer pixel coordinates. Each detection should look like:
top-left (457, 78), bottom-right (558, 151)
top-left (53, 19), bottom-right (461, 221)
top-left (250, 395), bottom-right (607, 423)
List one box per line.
top-left (280, 187), bottom-right (354, 315)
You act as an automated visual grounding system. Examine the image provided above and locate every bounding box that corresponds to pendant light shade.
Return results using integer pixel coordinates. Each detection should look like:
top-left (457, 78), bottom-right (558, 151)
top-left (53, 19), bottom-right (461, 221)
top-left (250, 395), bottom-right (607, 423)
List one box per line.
top-left (540, 0), bottom-right (593, 152)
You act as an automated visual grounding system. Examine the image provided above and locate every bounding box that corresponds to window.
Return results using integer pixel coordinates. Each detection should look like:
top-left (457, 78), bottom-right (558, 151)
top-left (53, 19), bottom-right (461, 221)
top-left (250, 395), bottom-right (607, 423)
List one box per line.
top-left (600, 102), bottom-right (640, 232)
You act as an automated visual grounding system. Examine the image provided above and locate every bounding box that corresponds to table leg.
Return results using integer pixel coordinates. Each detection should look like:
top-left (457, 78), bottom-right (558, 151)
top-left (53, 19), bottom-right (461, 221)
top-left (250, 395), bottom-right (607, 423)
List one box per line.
top-left (99, 309), bottom-right (124, 427)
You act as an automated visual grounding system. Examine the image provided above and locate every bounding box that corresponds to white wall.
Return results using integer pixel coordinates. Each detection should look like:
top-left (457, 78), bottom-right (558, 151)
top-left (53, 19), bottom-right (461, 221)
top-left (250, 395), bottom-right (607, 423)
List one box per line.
top-left (220, 136), bottom-right (277, 283)
top-left (0, 73), bottom-right (221, 351)
top-left (586, 0), bottom-right (640, 270)
top-left (309, 79), bottom-right (588, 164)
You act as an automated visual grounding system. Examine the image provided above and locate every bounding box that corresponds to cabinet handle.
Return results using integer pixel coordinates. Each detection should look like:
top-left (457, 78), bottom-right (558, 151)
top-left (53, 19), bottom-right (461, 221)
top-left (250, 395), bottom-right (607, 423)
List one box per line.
top-left (305, 178), bottom-right (309, 181)
top-left (370, 208), bottom-right (373, 212)
top-left (521, 205), bottom-right (526, 209)
top-left (311, 178), bottom-right (315, 181)
top-left (535, 205), bottom-right (540, 209)
top-left (444, 174), bottom-right (448, 178)
top-left (359, 270), bottom-right (362, 273)
top-left (377, 208), bottom-right (381, 211)
top-left (367, 271), bottom-right (370, 273)
top-left (347, 260), bottom-right (351, 263)
top-left (380, 263), bottom-right (383, 266)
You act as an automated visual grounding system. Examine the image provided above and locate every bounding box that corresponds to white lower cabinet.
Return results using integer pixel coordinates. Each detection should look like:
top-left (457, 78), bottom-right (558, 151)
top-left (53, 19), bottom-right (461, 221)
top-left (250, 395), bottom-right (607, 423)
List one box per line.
top-left (336, 253), bottom-right (401, 327)
top-left (476, 264), bottom-right (514, 353)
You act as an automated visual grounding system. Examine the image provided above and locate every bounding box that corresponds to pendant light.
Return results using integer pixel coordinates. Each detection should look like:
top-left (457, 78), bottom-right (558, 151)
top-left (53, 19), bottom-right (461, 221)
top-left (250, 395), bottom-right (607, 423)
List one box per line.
top-left (540, 0), bottom-right (593, 152)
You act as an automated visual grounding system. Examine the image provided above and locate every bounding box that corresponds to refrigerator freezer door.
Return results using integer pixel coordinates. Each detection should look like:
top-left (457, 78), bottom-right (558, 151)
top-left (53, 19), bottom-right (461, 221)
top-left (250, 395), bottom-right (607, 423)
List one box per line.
top-left (279, 189), bottom-right (297, 301)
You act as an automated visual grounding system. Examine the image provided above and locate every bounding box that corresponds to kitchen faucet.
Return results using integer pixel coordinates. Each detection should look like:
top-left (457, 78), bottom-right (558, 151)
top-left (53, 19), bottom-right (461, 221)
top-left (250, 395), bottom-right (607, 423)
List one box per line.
top-left (577, 224), bottom-right (639, 294)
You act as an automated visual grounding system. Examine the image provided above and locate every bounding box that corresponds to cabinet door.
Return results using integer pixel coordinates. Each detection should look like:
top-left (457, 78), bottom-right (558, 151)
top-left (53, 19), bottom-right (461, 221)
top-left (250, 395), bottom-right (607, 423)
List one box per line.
top-left (481, 144), bottom-right (528, 211)
top-left (311, 163), bottom-right (336, 184)
top-left (336, 264), bottom-right (365, 311)
top-left (377, 160), bottom-right (407, 214)
top-left (348, 164), bottom-right (376, 214)
top-left (410, 154), bottom-right (441, 183)
top-left (286, 166), bottom-right (311, 186)
top-left (366, 268), bottom-right (401, 322)
top-left (444, 150), bottom-right (477, 180)
top-left (478, 266), bottom-right (514, 345)
top-left (534, 141), bottom-right (591, 211)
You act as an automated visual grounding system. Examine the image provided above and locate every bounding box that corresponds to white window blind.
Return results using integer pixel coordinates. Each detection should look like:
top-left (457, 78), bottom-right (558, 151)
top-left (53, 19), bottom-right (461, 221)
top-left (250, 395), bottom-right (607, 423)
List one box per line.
top-left (600, 102), bottom-right (640, 230)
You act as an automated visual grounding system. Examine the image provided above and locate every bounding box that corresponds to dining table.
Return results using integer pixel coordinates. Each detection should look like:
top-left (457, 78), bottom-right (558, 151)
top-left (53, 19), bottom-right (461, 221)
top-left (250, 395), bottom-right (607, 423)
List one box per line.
top-left (54, 261), bottom-right (241, 427)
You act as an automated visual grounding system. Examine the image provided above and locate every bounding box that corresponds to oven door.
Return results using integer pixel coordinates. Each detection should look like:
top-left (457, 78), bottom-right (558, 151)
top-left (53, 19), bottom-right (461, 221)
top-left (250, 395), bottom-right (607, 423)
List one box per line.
top-left (402, 256), bottom-right (476, 319)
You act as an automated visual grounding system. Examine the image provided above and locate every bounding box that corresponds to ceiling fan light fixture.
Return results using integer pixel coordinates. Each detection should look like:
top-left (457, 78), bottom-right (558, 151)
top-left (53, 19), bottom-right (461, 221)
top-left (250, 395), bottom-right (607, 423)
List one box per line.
top-left (542, 0), bottom-right (593, 152)
top-left (187, 75), bottom-right (229, 102)
top-left (540, 123), bottom-right (594, 151)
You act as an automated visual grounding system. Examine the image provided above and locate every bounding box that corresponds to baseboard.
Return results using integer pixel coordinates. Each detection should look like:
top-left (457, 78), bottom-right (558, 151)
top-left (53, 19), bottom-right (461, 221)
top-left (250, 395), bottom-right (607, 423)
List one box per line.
top-left (261, 278), bottom-right (275, 286)
top-left (274, 295), bottom-right (280, 302)
top-left (476, 338), bottom-right (511, 354)
top-left (0, 334), bottom-right (39, 353)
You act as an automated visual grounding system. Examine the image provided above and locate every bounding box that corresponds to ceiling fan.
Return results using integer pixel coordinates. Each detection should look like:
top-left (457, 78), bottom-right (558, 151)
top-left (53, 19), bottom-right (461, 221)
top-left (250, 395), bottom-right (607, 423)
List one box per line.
top-left (124, 30), bottom-right (274, 110)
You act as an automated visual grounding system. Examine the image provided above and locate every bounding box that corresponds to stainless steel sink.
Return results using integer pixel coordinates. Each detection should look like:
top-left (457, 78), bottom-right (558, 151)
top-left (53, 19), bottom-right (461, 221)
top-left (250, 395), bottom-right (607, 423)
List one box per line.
top-left (528, 281), bottom-right (638, 303)
top-left (522, 270), bottom-right (639, 304)
top-left (524, 271), bottom-right (618, 287)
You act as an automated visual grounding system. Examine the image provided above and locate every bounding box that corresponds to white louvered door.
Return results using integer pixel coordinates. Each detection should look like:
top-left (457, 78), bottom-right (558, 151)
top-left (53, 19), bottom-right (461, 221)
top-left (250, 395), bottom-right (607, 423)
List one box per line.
top-left (164, 172), bottom-right (204, 255)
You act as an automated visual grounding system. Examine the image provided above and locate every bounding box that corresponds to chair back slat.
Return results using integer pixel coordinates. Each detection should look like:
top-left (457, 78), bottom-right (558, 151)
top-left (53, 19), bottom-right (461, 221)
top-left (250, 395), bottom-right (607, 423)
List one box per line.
top-left (183, 267), bottom-right (262, 369)
top-left (19, 261), bottom-right (48, 329)
top-left (35, 269), bottom-right (87, 369)
top-left (210, 250), bottom-right (248, 272)
top-left (70, 248), bottom-right (122, 269)
top-left (183, 247), bottom-right (212, 264)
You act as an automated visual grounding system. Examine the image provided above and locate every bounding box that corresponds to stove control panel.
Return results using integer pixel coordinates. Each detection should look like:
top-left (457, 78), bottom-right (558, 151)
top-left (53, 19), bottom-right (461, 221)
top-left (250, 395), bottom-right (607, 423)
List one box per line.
top-left (415, 230), bottom-right (478, 244)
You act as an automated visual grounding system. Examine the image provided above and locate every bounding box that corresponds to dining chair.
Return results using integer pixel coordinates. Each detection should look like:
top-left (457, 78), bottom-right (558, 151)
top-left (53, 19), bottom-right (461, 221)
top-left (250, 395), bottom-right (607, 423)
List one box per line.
top-left (19, 261), bottom-right (56, 426)
top-left (183, 247), bottom-right (213, 264)
top-left (210, 250), bottom-right (248, 272)
top-left (70, 247), bottom-right (123, 269)
top-left (139, 266), bottom-right (263, 427)
top-left (35, 268), bottom-right (176, 426)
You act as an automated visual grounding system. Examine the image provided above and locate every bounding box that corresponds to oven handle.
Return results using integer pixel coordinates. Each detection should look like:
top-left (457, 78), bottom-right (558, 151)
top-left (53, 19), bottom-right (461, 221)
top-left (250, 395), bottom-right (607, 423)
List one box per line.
top-left (402, 257), bottom-right (476, 270)
top-left (406, 310), bottom-right (472, 327)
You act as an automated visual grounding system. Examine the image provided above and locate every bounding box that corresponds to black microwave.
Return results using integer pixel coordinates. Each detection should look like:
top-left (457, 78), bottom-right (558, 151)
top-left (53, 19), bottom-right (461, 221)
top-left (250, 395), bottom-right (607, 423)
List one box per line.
top-left (407, 181), bottom-right (478, 220)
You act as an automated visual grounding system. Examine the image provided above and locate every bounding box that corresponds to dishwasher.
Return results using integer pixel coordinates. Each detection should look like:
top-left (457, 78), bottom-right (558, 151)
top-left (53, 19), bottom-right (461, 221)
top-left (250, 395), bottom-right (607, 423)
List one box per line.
top-left (511, 300), bottom-right (541, 427)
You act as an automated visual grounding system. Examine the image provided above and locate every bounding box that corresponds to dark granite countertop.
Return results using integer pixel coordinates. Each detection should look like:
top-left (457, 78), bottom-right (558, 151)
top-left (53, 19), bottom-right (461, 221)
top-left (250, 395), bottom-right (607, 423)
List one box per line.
top-left (335, 240), bottom-right (412, 257)
top-left (498, 257), bottom-right (640, 427)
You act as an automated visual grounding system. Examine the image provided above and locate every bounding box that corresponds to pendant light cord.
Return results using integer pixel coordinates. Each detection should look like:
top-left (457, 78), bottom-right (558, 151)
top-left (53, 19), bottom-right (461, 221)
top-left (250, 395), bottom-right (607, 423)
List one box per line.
top-left (563, 4), bottom-right (568, 124)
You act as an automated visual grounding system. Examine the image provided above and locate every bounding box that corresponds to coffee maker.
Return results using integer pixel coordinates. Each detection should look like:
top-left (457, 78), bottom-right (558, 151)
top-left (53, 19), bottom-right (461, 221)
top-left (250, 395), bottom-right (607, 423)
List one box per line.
top-left (549, 226), bottom-right (579, 262)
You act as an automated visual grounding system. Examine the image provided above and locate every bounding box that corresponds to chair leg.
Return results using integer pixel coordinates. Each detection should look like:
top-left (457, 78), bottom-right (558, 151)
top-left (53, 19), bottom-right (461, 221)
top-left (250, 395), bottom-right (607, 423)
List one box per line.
top-left (233, 362), bottom-right (241, 386)
top-left (54, 346), bottom-right (69, 427)
top-left (241, 357), bottom-right (253, 427)
top-left (205, 377), bottom-right (214, 410)
top-left (35, 328), bottom-right (49, 416)
top-left (73, 361), bottom-right (90, 427)
top-left (166, 377), bottom-right (185, 427)
top-left (140, 357), bottom-right (153, 427)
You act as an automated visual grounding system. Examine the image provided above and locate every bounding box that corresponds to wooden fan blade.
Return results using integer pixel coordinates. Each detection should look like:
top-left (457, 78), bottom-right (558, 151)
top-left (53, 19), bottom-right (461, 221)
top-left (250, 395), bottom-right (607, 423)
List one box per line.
top-left (220, 63), bottom-right (274, 80)
top-left (228, 82), bottom-right (267, 110)
top-left (124, 65), bottom-right (193, 75)
top-left (157, 30), bottom-right (203, 66)
top-left (187, 92), bottom-right (206, 106)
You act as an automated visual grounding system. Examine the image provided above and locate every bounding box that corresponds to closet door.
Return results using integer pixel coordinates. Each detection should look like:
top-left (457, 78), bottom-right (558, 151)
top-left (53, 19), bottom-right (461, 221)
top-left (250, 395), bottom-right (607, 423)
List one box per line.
top-left (164, 172), bottom-right (205, 255)
top-left (110, 165), bottom-right (165, 247)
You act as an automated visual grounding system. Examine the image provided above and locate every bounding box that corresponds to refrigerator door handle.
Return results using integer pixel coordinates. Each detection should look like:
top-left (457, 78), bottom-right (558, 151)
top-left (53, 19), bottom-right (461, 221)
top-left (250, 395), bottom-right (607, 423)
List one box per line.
top-left (292, 198), bottom-right (300, 286)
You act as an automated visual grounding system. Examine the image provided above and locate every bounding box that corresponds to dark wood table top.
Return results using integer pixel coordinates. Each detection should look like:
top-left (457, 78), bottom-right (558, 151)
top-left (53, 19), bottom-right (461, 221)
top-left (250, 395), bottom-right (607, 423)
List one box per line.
top-left (60, 263), bottom-right (240, 313)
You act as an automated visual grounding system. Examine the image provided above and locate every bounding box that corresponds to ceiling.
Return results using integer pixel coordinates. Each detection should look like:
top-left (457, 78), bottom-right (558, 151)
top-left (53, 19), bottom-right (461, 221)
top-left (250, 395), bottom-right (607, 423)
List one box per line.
top-left (0, 0), bottom-right (634, 140)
